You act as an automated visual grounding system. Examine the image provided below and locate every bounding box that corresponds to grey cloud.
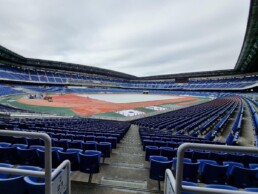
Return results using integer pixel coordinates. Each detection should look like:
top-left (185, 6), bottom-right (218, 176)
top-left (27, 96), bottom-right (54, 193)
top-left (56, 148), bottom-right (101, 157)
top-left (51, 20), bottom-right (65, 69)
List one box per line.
top-left (0, 0), bottom-right (250, 76)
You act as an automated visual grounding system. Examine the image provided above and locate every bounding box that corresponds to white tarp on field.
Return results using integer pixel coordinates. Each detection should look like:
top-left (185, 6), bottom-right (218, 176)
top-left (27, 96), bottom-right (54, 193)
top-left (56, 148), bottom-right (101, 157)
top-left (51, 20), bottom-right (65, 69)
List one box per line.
top-left (116, 109), bottom-right (145, 117)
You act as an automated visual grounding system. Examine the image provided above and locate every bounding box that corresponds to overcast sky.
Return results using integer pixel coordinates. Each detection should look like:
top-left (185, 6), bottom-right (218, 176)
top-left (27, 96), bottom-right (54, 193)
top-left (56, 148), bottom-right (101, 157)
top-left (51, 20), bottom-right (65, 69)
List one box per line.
top-left (0, 0), bottom-right (250, 77)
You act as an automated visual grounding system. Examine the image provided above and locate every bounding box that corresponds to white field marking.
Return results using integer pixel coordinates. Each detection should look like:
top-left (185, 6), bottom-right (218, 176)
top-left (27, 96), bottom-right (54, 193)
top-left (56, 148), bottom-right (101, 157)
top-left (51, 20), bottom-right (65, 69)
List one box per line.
top-left (116, 109), bottom-right (145, 117)
top-left (145, 106), bottom-right (167, 111)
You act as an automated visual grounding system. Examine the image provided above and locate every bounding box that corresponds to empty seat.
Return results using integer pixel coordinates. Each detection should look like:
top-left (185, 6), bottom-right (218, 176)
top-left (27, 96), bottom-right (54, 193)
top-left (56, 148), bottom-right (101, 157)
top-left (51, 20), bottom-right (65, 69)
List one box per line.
top-left (85, 135), bottom-right (95, 141)
top-left (0, 147), bottom-right (17, 164)
top-left (192, 151), bottom-right (210, 162)
top-left (0, 176), bottom-right (25, 194)
top-left (67, 140), bottom-right (83, 149)
top-left (95, 136), bottom-right (106, 143)
top-left (155, 140), bottom-right (167, 147)
top-left (182, 162), bottom-right (200, 183)
top-left (24, 176), bottom-right (45, 194)
top-left (143, 140), bottom-right (155, 150)
top-left (226, 153), bottom-right (245, 164)
top-left (197, 159), bottom-right (217, 176)
top-left (53, 139), bottom-right (70, 150)
top-left (145, 146), bottom-right (160, 161)
top-left (228, 166), bottom-right (258, 188)
top-left (208, 152), bottom-right (227, 164)
top-left (160, 147), bottom-right (176, 160)
top-left (17, 147), bottom-right (39, 166)
top-left (37, 147), bottom-right (63, 168)
top-left (106, 137), bottom-right (117, 148)
top-left (201, 163), bottom-right (228, 184)
top-left (172, 157), bottom-right (192, 170)
top-left (223, 161), bottom-right (244, 176)
top-left (58, 151), bottom-right (80, 171)
top-left (79, 152), bottom-right (101, 182)
top-left (97, 142), bottom-right (112, 163)
top-left (82, 141), bottom-right (97, 151)
top-left (149, 156), bottom-right (172, 190)
top-left (16, 165), bottom-right (42, 181)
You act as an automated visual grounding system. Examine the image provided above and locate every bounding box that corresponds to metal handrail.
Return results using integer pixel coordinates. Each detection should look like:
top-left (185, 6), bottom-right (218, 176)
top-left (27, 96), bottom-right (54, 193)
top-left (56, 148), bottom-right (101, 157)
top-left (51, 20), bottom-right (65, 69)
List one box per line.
top-left (0, 130), bottom-right (71, 194)
top-left (165, 142), bottom-right (258, 194)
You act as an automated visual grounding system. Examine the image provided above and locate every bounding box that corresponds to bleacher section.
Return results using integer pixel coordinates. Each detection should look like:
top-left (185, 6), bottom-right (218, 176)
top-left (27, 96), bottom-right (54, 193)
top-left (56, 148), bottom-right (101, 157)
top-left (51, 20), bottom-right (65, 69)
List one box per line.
top-left (0, 63), bottom-right (258, 90)
top-left (0, 84), bottom-right (24, 96)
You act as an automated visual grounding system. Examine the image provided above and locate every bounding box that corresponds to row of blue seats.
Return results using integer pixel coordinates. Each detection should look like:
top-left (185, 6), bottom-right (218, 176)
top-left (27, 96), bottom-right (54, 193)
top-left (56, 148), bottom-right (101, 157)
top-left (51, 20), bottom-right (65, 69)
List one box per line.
top-left (245, 98), bottom-right (258, 136)
top-left (135, 97), bottom-right (236, 135)
top-left (142, 139), bottom-right (219, 150)
top-left (0, 143), bottom-right (110, 168)
top-left (0, 148), bottom-right (101, 194)
top-left (148, 155), bottom-right (258, 189)
top-left (145, 146), bottom-right (258, 166)
top-left (0, 134), bottom-right (119, 149)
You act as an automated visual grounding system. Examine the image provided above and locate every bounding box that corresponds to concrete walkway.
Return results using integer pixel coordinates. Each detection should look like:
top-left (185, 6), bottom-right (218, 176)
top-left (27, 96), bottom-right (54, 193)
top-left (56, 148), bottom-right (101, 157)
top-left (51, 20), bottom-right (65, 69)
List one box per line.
top-left (71, 124), bottom-right (162, 194)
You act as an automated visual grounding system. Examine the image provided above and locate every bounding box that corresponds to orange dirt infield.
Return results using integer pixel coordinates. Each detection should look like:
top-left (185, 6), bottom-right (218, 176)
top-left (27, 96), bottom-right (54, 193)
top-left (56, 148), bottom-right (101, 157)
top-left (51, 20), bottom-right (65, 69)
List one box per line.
top-left (17, 94), bottom-right (199, 116)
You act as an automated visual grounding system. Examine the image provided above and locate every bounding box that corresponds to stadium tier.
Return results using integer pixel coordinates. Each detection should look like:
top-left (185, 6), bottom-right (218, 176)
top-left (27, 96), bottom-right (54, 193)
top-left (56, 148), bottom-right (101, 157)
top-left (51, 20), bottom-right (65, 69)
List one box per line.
top-left (0, 1), bottom-right (258, 193)
top-left (0, 63), bottom-right (258, 90)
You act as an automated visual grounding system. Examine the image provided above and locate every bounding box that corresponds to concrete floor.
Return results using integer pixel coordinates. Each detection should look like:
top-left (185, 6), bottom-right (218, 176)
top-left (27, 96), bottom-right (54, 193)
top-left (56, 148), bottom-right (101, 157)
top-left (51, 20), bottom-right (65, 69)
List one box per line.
top-left (70, 125), bottom-right (163, 194)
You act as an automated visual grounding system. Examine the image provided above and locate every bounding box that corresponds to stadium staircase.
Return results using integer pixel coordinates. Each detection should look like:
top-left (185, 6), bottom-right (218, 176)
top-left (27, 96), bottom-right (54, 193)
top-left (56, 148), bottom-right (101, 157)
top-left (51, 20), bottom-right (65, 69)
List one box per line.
top-left (71, 124), bottom-right (162, 194)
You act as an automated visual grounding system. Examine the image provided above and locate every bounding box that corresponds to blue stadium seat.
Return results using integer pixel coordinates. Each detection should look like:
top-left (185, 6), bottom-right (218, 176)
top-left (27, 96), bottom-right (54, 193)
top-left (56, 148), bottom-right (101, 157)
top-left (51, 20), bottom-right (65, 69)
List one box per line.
top-left (24, 176), bottom-right (45, 194)
top-left (149, 156), bottom-right (172, 190)
top-left (160, 147), bottom-right (175, 160)
top-left (79, 152), bottom-right (101, 182)
top-left (58, 150), bottom-right (80, 171)
top-left (145, 146), bottom-right (160, 161)
top-left (201, 163), bottom-right (228, 184)
top-left (228, 166), bottom-right (258, 188)
top-left (82, 141), bottom-right (97, 151)
top-left (97, 142), bottom-right (112, 163)
top-left (17, 147), bottom-right (39, 166)
top-left (0, 147), bottom-right (17, 164)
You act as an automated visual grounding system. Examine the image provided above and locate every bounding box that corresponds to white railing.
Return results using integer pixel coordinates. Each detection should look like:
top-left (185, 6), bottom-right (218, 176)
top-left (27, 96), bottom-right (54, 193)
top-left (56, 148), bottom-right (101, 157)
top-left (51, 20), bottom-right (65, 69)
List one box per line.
top-left (164, 143), bottom-right (258, 194)
top-left (0, 130), bottom-right (71, 194)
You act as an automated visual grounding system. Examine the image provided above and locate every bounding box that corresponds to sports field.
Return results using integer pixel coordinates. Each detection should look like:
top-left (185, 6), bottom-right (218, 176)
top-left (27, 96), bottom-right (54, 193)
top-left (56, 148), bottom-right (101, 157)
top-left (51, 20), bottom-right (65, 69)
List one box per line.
top-left (4, 93), bottom-right (209, 118)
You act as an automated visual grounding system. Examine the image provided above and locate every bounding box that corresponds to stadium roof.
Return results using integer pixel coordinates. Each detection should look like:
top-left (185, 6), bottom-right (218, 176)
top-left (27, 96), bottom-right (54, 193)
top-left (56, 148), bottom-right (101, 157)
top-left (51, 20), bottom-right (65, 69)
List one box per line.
top-left (0, 0), bottom-right (257, 80)
top-left (235, 0), bottom-right (258, 73)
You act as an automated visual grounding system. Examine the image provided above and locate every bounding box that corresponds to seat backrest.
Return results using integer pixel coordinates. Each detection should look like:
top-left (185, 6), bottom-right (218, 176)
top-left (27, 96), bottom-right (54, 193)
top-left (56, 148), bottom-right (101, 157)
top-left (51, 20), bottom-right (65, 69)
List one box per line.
top-left (79, 153), bottom-right (100, 173)
top-left (202, 163), bottom-right (228, 184)
top-left (223, 161), bottom-right (244, 175)
top-left (229, 166), bottom-right (258, 188)
top-left (197, 159), bottom-right (217, 174)
top-left (182, 162), bottom-right (200, 182)
top-left (149, 159), bottom-right (172, 181)
top-left (173, 157), bottom-right (192, 170)
top-left (24, 176), bottom-right (45, 194)
top-left (0, 176), bottom-right (25, 194)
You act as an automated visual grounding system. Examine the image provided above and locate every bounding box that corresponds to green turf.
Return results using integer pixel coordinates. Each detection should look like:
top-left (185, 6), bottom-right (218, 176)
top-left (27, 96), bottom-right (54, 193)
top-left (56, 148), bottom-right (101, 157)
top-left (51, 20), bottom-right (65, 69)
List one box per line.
top-left (5, 98), bottom-right (76, 116)
top-left (93, 112), bottom-right (126, 118)
top-left (134, 107), bottom-right (156, 113)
